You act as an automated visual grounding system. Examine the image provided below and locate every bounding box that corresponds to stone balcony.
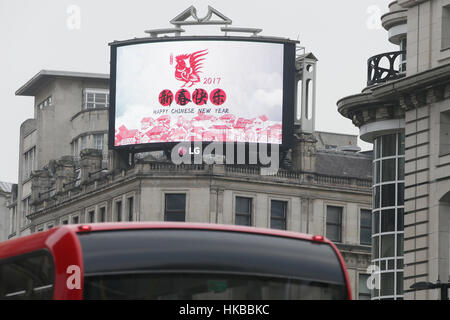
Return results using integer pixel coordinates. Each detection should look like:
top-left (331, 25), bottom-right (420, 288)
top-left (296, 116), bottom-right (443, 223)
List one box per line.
top-left (367, 50), bottom-right (406, 87)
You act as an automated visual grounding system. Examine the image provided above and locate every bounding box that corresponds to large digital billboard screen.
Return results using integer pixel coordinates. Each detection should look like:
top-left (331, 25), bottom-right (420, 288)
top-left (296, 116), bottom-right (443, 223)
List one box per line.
top-left (109, 37), bottom-right (296, 151)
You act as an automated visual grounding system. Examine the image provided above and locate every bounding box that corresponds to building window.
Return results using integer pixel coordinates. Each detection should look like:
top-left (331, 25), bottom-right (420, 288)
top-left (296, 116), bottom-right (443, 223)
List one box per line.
top-left (127, 197), bottom-right (134, 221)
top-left (80, 136), bottom-right (87, 151)
top-left (442, 5), bottom-right (450, 49)
top-left (270, 200), bottom-right (287, 230)
top-left (94, 134), bottom-right (104, 151)
top-left (372, 133), bottom-right (405, 300)
top-left (164, 194), bottom-right (186, 222)
top-left (37, 96), bottom-right (52, 110)
top-left (115, 201), bottom-right (122, 222)
top-left (10, 206), bottom-right (17, 235)
top-left (21, 197), bottom-right (30, 226)
top-left (88, 210), bottom-right (95, 223)
top-left (440, 110), bottom-right (450, 156)
top-left (62, 219), bottom-right (68, 225)
top-left (84, 90), bottom-right (109, 109)
top-left (358, 274), bottom-right (371, 300)
top-left (326, 206), bottom-right (342, 243)
top-left (72, 216), bottom-right (79, 224)
top-left (360, 209), bottom-right (372, 245)
top-left (23, 147), bottom-right (36, 180)
top-left (99, 206), bottom-right (106, 222)
top-left (235, 197), bottom-right (252, 226)
top-left (46, 224), bottom-right (54, 230)
top-left (71, 140), bottom-right (79, 159)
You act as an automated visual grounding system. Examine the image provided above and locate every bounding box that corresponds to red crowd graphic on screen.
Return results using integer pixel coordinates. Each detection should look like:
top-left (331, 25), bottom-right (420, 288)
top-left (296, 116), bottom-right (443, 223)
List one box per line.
top-left (115, 113), bottom-right (282, 146)
top-left (175, 49), bottom-right (208, 87)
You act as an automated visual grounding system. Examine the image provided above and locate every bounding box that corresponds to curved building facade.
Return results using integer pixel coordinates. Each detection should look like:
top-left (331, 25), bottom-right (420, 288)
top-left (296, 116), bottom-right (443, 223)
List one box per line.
top-left (338, 0), bottom-right (450, 300)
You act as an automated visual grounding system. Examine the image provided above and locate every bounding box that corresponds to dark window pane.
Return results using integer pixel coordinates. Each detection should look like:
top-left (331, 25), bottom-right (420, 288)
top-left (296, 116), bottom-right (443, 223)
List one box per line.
top-left (271, 201), bottom-right (286, 219)
top-left (235, 214), bottom-right (251, 226)
top-left (89, 211), bottom-right (95, 223)
top-left (373, 211), bottom-right (379, 234)
top-left (360, 228), bottom-right (372, 246)
top-left (271, 200), bottom-right (287, 230)
top-left (382, 159), bottom-right (396, 182)
top-left (397, 183), bottom-right (404, 206)
top-left (116, 201), bottom-right (122, 222)
top-left (270, 219), bottom-right (286, 230)
top-left (382, 134), bottom-right (397, 157)
top-left (361, 209), bottom-right (371, 227)
top-left (397, 158), bottom-right (404, 180)
top-left (372, 236), bottom-right (379, 259)
top-left (73, 216), bottom-right (79, 224)
top-left (381, 184), bottom-right (396, 207)
top-left (375, 137), bottom-right (381, 159)
top-left (398, 133), bottom-right (405, 155)
top-left (360, 209), bottom-right (372, 245)
top-left (397, 272), bottom-right (403, 295)
top-left (381, 272), bottom-right (395, 296)
top-left (388, 259), bottom-right (395, 269)
top-left (326, 206), bottom-right (342, 242)
top-left (166, 194), bottom-right (186, 211)
top-left (381, 234), bottom-right (395, 258)
top-left (374, 186), bottom-right (380, 209)
top-left (326, 206), bottom-right (342, 224)
top-left (358, 274), bottom-right (371, 300)
top-left (165, 212), bottom-right (185, 222)
top-left (326, 225), bottom-right (341, 243)
top-left (381, 209), bottom-right (395, 232)
top-left (0, 252), bottom-right (54, 300)
top-left (397, 234), bottom-right (404, 256)
top-left (100, 207), bottom-right (106, 222)
top-left (236, 197), bottom-right (251, 214)
top-left (374, 161), bottom-right (380, 184)
top-left (165, 194), bottom-right (186, 222)
top-left (397, 208), bottom-right (404, 231)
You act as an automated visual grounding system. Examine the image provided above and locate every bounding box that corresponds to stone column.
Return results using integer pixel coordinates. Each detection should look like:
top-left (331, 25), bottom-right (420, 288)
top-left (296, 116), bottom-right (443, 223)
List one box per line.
top-left (80, 149), bottom-right (103, 184)
top-left (55, 156), bottom-right (75, 193)
top-left (291, 131), bottom-right (317, 172)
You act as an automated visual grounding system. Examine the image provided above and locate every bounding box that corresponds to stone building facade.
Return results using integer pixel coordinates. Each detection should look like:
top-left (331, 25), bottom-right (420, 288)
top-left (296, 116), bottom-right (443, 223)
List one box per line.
top-left (338, 0), bottom-right (450, 299)
top-left (0, 182), bottom-right (13, 242)
top-left (8, 60), bottom-right (374, 298)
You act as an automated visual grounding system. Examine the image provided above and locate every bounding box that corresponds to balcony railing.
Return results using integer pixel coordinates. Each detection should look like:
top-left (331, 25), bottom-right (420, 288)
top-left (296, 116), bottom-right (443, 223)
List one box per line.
top-left (367, 50), bottom-right (406, 86)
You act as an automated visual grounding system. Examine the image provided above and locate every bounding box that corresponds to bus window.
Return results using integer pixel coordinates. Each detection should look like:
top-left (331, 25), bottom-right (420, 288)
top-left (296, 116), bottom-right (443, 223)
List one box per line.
top-left (79, 229), bottom-right (348, 300)
top-left (0, 250), bottom-right (54, 300)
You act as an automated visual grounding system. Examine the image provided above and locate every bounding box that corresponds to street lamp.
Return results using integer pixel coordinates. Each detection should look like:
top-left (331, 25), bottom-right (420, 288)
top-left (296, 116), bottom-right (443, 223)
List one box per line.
top-left (410, 278), bottom-right (450, 300)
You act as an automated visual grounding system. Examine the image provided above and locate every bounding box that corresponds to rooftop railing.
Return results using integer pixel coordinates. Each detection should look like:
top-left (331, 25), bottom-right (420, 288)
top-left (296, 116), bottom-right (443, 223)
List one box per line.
top-left (367, 50), bottom-right (406, 86)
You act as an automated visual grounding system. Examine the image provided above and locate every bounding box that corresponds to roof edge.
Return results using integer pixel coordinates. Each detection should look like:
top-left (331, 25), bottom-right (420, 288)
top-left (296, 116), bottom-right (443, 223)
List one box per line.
top-left (16, 70), bottom-right (110, 97)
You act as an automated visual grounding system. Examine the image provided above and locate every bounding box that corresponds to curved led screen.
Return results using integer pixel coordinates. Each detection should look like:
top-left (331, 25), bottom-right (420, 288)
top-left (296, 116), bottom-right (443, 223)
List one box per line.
top-left (109, 37), bottom-right (296, 151)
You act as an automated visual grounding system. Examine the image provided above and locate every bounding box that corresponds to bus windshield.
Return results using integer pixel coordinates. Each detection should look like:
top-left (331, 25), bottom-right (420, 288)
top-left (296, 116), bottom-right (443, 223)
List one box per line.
top-left (78, 229), bottom-right (348, 300)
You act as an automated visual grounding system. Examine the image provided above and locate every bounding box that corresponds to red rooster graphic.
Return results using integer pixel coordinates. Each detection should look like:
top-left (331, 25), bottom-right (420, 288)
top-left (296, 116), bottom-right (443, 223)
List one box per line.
top-left (175, 49), bottom-right (208, 87)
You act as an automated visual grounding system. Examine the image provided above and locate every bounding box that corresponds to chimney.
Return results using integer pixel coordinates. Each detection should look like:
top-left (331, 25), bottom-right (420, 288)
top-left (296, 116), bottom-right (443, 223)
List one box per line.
top-left (80, 149), bottom-right (103, 184)
top-left (291, 129), bottom-right (317, 173)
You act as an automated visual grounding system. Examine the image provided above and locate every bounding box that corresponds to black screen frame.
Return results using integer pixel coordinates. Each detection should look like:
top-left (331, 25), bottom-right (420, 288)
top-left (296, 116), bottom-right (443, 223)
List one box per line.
top-left (108, 36), bottom-right (297, 153)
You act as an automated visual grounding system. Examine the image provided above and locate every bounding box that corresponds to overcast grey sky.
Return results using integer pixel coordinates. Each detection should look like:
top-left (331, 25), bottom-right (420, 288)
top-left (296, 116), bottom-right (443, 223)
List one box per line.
top-left (0, 0), bottom-right (395, 183)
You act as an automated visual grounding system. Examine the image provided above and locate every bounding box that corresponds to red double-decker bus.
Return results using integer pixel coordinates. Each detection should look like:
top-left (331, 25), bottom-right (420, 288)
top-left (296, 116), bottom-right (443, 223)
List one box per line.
top-left (0, 222), bottom-right (351, 300)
